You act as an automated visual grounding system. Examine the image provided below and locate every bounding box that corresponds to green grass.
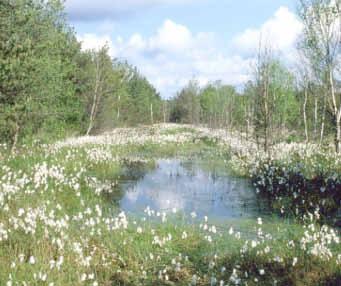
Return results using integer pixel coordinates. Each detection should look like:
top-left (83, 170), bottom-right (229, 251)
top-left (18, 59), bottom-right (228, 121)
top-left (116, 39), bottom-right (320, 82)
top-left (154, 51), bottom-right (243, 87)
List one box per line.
top-left (0, 138), bottom-right (340, 286)
top-left (159, 126), bottom-right (198, 136)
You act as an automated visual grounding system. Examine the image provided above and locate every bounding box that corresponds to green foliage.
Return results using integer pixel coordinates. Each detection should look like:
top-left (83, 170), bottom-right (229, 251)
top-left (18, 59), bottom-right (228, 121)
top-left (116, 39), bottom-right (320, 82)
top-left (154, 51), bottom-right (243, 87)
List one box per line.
top-left (170, 80), bottom-right (201, 124)
top-left (0, 1), bottom-right (165, 145)
top-left (0, 0), bottom-right (84, 143)
top-left (251, 151), bottom-right (341, 220)
top-left (1, 139), bottom-right (340, 285)
top-left (87, 60), bottom-right (163, 132)
top-left (199, 82), bottom-right (240, 128)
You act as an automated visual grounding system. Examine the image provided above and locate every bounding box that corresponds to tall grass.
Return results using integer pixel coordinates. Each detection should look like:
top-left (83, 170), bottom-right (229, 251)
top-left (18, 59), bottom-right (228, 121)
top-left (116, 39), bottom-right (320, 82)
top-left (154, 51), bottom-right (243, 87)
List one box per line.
top-left (0, 125), bottom-right (340, 285)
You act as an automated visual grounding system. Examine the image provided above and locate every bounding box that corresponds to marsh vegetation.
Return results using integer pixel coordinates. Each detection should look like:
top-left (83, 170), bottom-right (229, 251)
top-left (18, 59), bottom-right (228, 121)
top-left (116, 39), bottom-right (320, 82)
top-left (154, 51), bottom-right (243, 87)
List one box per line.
top-left (0, 125), bottom-right (340, 285)
top-left (0, 0), bottom-right (340, 285)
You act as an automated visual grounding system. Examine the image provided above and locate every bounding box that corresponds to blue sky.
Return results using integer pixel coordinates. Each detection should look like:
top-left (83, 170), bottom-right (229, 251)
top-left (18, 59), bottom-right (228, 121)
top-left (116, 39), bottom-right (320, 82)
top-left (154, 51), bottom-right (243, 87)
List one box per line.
top-left (65, 0), bottom-right (302, 98)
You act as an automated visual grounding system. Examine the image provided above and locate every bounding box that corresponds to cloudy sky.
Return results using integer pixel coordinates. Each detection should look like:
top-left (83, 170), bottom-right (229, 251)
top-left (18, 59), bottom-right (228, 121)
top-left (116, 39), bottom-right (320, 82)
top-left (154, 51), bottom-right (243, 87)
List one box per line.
top-left (65, 0), bottom-right (302, 98)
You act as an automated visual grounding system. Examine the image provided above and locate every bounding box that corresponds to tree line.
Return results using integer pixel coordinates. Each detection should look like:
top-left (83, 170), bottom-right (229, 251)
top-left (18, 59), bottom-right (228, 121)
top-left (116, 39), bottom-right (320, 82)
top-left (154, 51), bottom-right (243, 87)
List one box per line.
top-left (169, 0), bottom-right (340, 152)
top-left (0, 0), bottom-right (163, 149)
top-left (0, 0), bottom-right (340, 153)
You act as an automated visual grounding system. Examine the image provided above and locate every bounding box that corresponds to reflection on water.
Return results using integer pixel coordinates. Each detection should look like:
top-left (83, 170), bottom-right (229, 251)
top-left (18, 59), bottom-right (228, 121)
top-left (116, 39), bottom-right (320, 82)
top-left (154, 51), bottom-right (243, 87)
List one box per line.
top-left (119, 159), bottom-right (270, 221)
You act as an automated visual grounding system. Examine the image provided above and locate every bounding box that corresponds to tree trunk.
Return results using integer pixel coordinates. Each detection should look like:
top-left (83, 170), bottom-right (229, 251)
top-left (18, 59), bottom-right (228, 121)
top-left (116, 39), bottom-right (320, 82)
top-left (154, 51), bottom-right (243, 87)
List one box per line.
top-left (87, 57), bottom-right (101, 135)
top-left (336, 119), bottom-right (340, 153)
top-left (303, 86), bottom-right (309, 143)
top-left (329, 68), bottom-right (340, 153)
top-left (319, 94), bottom-right (327, 145)
top-left (314, 94), bottom-right (318, 140)
top-left (117, 95), bottom-right (120, 121)
top-left (163, 102), bottom-right (166, 123)
top-left (264, 77), bottom-right (269, 153)
top-left (86, 89), bottom-right (98, 135)
top-left (150, 103), bottom-right (154, 125)
top-left (11, 119), bottom-right (20, 154)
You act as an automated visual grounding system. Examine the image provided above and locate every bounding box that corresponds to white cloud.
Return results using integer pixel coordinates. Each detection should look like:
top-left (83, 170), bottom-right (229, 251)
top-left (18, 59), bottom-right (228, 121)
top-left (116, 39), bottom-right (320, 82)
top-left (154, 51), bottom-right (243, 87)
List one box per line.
top-left (233, 6), bottom-right (303, 56)
top-left (77, 19), bottom-right (251, 97)
top-left (76, 7), bottom-right (303, 98)
top-left (149, 20), bottom-right (194, 53)
top-left (76, 33), bottom-right (118, 57)
top-left (65, 0), bottom-right (196, 21)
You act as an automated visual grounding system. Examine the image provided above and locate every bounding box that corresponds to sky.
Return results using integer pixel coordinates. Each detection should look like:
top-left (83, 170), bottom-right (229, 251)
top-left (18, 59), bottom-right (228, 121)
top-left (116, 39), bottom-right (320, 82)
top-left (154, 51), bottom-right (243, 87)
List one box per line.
top-left (64, 0), bottom-right (302, 98)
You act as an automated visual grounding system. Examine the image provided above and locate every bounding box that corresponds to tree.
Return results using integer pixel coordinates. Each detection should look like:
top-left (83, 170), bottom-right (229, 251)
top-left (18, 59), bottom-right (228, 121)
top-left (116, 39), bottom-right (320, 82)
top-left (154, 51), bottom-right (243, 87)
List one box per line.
top-left (242, 81), bottom-right (255, 139)
top-left (252, 44), bottom-right (297, 151)
top-left (299, 0), bottom-right (341, 152)
top-left (253, 45), bottom-right (276, 152)
top-left (170, 80), bottom-right (201, 124)
top-left (124, 68), bottom-right (162, 126)
top-left (0, 0), bottom-right (83, 148)
top-left (86, 46), bottom-right (116, 135)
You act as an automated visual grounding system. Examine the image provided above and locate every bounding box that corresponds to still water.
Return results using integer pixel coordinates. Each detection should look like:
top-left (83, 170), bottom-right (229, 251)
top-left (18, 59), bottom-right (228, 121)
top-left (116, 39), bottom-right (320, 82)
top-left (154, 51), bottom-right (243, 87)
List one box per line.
top-left (119, 159), bottom-right (270, 221)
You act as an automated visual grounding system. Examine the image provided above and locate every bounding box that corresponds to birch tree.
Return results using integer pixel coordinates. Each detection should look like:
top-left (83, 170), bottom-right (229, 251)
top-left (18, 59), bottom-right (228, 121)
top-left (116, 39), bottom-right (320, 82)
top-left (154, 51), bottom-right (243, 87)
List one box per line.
top-left (253, 45), bottom-right (274, 152)
top-left (299, 0), bottom-right (341, 152)
top-left (86, 46), bottom-right (114, 135)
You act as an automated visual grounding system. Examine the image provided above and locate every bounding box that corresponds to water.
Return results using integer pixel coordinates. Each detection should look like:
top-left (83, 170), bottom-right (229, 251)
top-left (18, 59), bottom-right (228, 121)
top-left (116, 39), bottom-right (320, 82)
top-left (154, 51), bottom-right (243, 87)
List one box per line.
top-left (119, 159), bottom-right (270, 221)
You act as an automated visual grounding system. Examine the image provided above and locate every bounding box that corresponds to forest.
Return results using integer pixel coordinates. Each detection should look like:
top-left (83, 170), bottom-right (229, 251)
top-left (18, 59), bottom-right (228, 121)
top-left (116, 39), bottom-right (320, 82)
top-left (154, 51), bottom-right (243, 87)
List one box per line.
top-left (0, 0), bottom-right (340, 285)
top-left (1, 0), bottom-right (340, 152)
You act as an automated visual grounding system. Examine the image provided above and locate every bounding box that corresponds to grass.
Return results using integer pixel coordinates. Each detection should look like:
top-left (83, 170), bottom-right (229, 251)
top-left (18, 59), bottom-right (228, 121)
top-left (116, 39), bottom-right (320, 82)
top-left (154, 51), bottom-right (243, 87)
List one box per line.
top-left (0, 126), bottom-right (340, 285)
top-left (249, 150), bottom-right (341, 222)
top-left (159, 126), bottom-right (198, 136)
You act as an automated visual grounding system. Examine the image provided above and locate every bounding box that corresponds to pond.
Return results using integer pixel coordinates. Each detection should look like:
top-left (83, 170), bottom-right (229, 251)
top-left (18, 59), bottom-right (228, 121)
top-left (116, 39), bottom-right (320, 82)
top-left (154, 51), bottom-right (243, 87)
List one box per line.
top-left (119, 159), bottom-right (270, 221)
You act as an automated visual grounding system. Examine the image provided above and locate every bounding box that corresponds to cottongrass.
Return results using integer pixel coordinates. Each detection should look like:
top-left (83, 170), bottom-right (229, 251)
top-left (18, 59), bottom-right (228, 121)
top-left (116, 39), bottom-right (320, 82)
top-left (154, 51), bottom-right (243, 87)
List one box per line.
top-left (0, 124), bottom-right (340, 285)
